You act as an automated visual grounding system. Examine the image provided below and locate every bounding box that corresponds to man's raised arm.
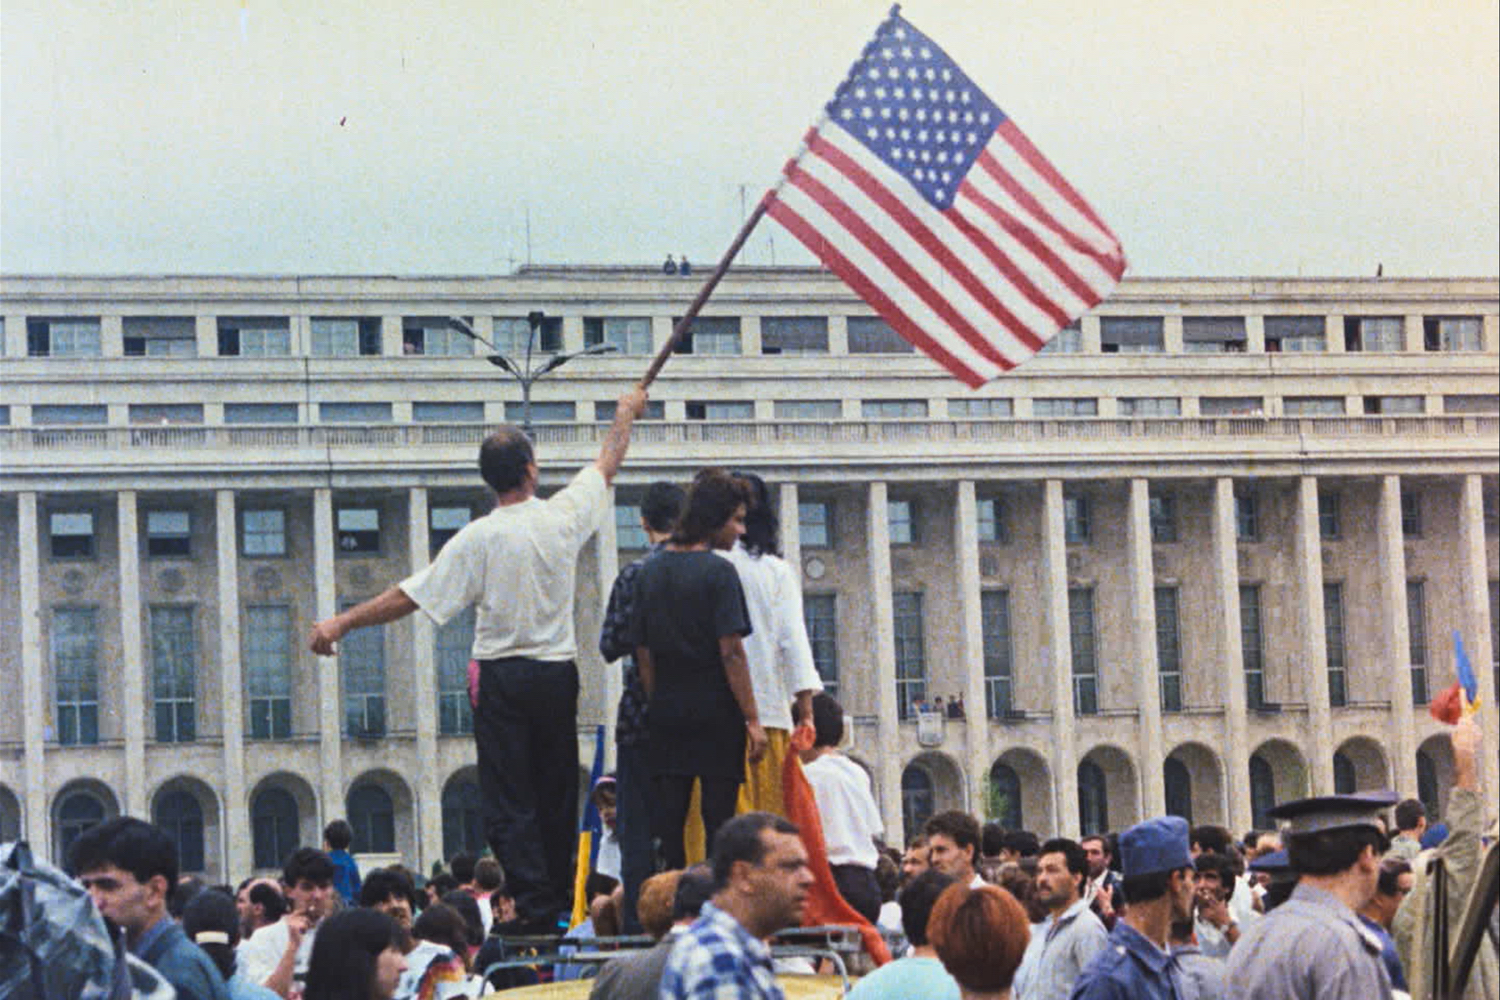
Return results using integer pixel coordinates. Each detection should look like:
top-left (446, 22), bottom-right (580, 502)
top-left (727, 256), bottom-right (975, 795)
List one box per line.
top-left (308, 586), bottom-right (419, 655)
top-left (596, 388), bottom-right (649, 486)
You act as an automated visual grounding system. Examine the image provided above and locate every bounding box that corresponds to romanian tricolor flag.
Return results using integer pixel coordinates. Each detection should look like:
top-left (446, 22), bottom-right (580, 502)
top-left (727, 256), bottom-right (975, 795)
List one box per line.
top-left (1430, 630), bottom-right (1482, 724)
top-left (570, 725), bottom-right (606, 927)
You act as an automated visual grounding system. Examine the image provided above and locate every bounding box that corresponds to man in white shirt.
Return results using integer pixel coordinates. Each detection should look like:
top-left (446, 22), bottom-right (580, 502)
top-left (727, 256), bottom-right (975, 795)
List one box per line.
top-left (238, 848), bottom-right (336, 998)
top-left (799, 692), bottom-right (884, 922)
top-left (310, 390), bottom-right (647, 934)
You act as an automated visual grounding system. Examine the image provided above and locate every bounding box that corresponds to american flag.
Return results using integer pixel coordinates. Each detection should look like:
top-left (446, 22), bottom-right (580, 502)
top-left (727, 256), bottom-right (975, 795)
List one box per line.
top-left (766, 7), bottom-right (1126, 387)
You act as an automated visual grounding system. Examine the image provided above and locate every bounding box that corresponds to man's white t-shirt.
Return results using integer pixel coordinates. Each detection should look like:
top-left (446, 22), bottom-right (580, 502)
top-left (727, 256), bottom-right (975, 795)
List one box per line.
top-left (401, 466), bottom-right (608, 661)
top-left (719, 543), bottom-right (823, 731)
top-left (803, 753), bottom-right (882, 868)
top-left (237, 917), bottom-right (316, 988)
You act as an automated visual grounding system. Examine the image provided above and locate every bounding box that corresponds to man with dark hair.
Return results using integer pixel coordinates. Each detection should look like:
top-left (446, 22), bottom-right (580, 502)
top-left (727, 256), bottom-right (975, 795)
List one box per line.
top-left (1226, 789), bottom-right (1399, 999)
top-left (799, 692), bottom-right (883, 922)
top-left (1073, 816), bottom-right (1196, 1000)
top-left (322, 818), bottom-right (361, 905)
top-left (360, 867), bottom-right (419, 931)
top-left (70, 816), bottom-right (230, 1000)
top-left (1192, 850), bottom-right (1243, 958)
top-left (449, 851), bottom-right (478, 890)
top-left (846, 869), bottom-right (961, 999)
top-left (240, 847), bottom-right (337, 997)
top-left (1080, 833), bottom-right (1120, 927)
top-left (923, 810), bottom-right (983, 888)
top-left (236, 877), bottom-right (286, 940)
top-left (1189, 824), bottom-right (1233, 858)
top-left (901, 835), bottom-right (931, 888)
top-left (1388, 798), bottom-right (1426, 860)
top-left (662, 812), bottom-right (814, 999)
top-left (1000, 829), bottom-right (1041, 863)
top-left (311, 389), bottom-right (647, 937)
top-left (631, 469), bottom-right (759, 872)
top-left (1358, 857), bottom-right (1412, 992)
top-left (1028, 836), bottom-right (1108, 1000)
top-left (599, 479), bottom-right (686, 934)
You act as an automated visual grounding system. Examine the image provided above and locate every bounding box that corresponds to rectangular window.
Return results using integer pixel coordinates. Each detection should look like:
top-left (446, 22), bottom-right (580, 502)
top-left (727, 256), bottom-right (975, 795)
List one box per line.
top-left (1264, 316), bottom-right (1326, 352)
top-left (340, 604), bottom-right (386, 737)
top-left (123, 317), bottom-right (197, 357)
top-left (978, 497), bottom-right (1006, 543)
top-left (1119, 397), bottom-right (1181, 417)
top-left (1423, 316), bottom-right (1483, 352)
top-left (862, 399), bottom-right (929, 419)
top-left (1407, 581), bottom-right (1428, 705)
top-left (1064, 493), bottom-right (1090, 544)
top-left (848, 317), bottom-right (914, 353)
top-left (1236, 493), bottom-right (1258, 541)
top-left (310, 318), bottom-right (381, 357)
top-left (146, 510), bottom-right (191, 558)
top-left (1241, 585), bottom-right (1266, 709)
top-left (27, 318), bottom-right (102, 357)
top-left (584, 317), bottom-right (653, 355)
top-left (594, 400), bottom-right (665, 421)
top-left (413, 401), bottom-right (484, 422)
top-left (893, 592), bottom-right (926, 719)
top-left (217, 318), bottom-right (291, 357)
top-left (52, 608), bottom-right (100, 745)
top-left (1284, 396), bottom-right (1346, 416)
top-left (761, 317), bottom-right (829, 355)
top-left (0, 406), bottom-right (9, 426)
top-left (430, 505), bottom-right (471, 554)
top-left (1039, 321), bottom-right (1082, 354)
top-left (774, 400), bottom-right (842, 420)
top-left (1156, 587), bottom-right (1182, 712)
top-left (981, 590), bottom-right (1013, 718)
top-left (949, 398), bottom-right (1014, 418)
top-left (799, 502), bottom-right (832, 549)
top-left (1363, 396), bottom-right (1425, 415)
top-left (1149, 493), bottom-right (1177, 543)
top-left (1100, 316), bottom-right (1164, 353)
top-left (1182, 316), bottom-right (1247, 353)
top-left (672, 317), bottom-right (741, 355)
top-left (1345, 316), bottom-right (1403, 352)
top-left (492, 316), bottom-right (563, 355)
top-left (129, 404), bottom-right (204, 425)
top-left (1444, 395), bottom-right (1500, 414)
top-left (1069, 588), bottom-right (1098, 715)
top-left (504, 401), bottom-right (575, 423)
top-left (1200, 397), bottom-right (1264, 416)
top-left (49, 511), bottom-right (95, 559)
top-left (402, 317), bottom-right (472, 356)
top-left (151, 606), bottom-right (196, 743)
top-left (1319, 493), bottom-right (1340, 541)
top-left (685, 400), bottom-right (754, 420)
top-left (33, 405), bottom-right (108, 425)
top-left (804, 594), bottom-right (839, 700)
top-left (245, 606), bottom-right (292, 739)
top-left (1401, 489), bottom-right (1421, 537)
top-left (436, 608), bottom-right (476, 736)
top-left (319, 402), bottom-right (392, 423)
top-left (336, 506), bottom-right (381, 554)
top-left (1324, 584), bottom-right (1347, 707)
top-left (615, 504), bottom-right (649, 550)
top-left (242, 509), bottom-right (287, 557)
top-left (1033, 398), bottom-right (1098, 418)
top-left (888, 500), bottom-right (915, 545)
top-left (224, 403), bottom-right (298, 424)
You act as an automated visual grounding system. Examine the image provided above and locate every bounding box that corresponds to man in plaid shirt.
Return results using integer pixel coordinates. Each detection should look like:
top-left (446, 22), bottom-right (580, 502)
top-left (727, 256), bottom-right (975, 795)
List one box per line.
top-left (661, 812), bottom-right (814, 999)
top-left (599, 480), bottom-right (685, 934)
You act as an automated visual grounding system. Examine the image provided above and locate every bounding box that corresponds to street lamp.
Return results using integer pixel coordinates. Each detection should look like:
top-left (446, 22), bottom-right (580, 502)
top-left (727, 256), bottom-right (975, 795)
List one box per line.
top-left (447, 311), bottom-right (618, 437)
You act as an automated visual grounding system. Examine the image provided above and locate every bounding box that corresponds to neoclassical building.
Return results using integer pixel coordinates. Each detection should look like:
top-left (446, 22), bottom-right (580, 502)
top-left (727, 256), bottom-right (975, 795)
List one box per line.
top-left (1, 268), bottom-right (1496, 884)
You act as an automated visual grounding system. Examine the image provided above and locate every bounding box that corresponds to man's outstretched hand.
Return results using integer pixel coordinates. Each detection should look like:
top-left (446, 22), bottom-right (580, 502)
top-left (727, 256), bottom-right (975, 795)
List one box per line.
top-left (309, 617), bottom-right (345, 656)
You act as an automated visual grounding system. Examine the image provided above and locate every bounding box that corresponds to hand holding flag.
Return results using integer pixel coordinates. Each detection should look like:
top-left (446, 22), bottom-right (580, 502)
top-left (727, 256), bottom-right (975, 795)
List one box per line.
top-left (1430, 630), bottom-right (1482, 725)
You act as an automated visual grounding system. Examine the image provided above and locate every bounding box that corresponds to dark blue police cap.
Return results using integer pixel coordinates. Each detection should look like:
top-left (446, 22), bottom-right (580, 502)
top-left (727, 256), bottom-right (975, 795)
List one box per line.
top-left (1119, 815), bottom-right (1193, 878)
top-left (1269, 790), bottom-right (1398, 836)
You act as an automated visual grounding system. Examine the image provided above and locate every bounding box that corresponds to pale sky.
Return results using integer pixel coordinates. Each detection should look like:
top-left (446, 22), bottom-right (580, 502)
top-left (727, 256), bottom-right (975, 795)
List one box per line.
top-left (2, 0), bottom-right (1497, 277)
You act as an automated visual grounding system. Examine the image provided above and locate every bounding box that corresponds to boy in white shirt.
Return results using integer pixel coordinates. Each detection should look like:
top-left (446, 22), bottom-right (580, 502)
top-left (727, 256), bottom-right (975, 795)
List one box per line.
top-left (799, 692), bottom-right (884, 923)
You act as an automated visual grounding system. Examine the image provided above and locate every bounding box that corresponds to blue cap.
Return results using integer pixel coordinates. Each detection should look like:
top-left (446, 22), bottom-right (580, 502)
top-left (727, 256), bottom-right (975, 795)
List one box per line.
top-left (1269, 790), bottom-right (1398, 836)
top-left (1119, 816), bottom-right (1193, 878)
top-left (1248, 849), bottom-right (1291, 875)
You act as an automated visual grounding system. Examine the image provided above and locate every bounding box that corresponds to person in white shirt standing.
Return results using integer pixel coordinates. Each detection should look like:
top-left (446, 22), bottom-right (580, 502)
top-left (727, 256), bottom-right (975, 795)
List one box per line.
top-left (310, 390), bottom-right (647, 935)
top-left (721, 472), bottom-right (824, 816)
top-left (799, 692), bottom-right (885, 922)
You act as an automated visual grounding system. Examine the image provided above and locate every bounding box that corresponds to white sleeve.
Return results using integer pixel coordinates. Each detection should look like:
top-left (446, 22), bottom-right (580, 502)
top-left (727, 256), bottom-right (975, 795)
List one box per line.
top-left (773, 559), bottom-right (823, 696)
top-left (237, 922), bottom-right (284, 986)
top-left (400, 525), bottom-right (482, 627)
top-left (547, 466), bottom-right (609, 544)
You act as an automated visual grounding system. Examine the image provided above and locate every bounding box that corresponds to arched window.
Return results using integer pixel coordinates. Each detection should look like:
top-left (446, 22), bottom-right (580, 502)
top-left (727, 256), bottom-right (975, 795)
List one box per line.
top-left (56, 791), bottom-right (106, 862)
top-left (987, 762), bottom-right (1022, 830)
top-left (901, 765), bottom-right (934, 842)
top-left (252, 787), bottom-right (299, 870)
top-left (1415, 749), bottom-right (1439, 818)
top-left (1164, 757), bottom-right (1193, 823)
top-left (154, 789), bottom-right (205, 873)
top-left (347, 783), bottom-right (395, 853)
top-left (1333, 751), bottom-right (1356, 795)
top-left (1249, 755), bottom-right (1276, 829)
top-left (442, 780), bottom-right (486, 860)
top-left (1077, 760), bottom-right (1108, 835)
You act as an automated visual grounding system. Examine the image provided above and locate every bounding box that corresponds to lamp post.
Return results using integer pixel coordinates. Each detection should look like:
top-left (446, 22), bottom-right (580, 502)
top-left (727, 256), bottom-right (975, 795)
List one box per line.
top-left (447, 311), bottom-right (618, 437)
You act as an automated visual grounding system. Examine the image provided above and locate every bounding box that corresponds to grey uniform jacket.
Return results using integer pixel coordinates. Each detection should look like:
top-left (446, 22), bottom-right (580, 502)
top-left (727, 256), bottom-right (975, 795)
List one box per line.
top-left (1225, 882), bottom-right (1392, 1000)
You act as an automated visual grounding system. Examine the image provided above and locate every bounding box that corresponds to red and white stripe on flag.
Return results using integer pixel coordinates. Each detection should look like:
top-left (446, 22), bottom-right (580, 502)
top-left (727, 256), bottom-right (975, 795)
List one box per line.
top-left (766, 10), bottom-right (1125, 388)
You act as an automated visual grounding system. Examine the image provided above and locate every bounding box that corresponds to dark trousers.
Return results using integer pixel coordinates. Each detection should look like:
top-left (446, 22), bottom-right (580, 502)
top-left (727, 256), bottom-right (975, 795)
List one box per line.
top-left (652, 774), bottom-right (739, 871)
top-left (615, 741), bottom-right (654, 935)
top-left (475, 657), bottom-right (579, 922)
top-left (830, 864), bottom-right (882, 924)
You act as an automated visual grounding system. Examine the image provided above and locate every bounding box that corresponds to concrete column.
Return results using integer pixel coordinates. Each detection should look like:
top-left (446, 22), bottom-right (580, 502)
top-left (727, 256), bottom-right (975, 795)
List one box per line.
top-left (1041, 480), bottom-right (1080, 836)
top-left (312, 489), bottom-right (342, 825)
top-left (866, 482), bottom-right (902, 839)
top-left (407, 488), bottom-right (441, 869)
top-left (215, 491), bottom-right (250, 878)
top-left (741, 316), bottom-right (763, 356)
top-left (561, 315), bottom-right (585, 354)
top-left (828, 316), bottom-right (849, 355)
top-left (779, 483), bottom-right (801, 576)
top-left (1457, 475), bottom-right (1498, 801)
top-left (195, 316), bottom-right (218, 357)
top-left (1402, 314), bottom-right (1423, 353)
top-left (1126, 480), bottom-right (1164, 818)
top-left (1325, 314), bottom-right (1345, 354)
top-left (954, 482), bottom-right (990, 815)
top-left (1482, 315), bottom-right (1499, 353)
top-left (4, 314), bottom-right (26, 356)
top-left (596, 485), bottom-right (621, 768)
top-left (1162, 316), bottom-right (1184, 354)
top-left (18, 494), bottom-right (49, 850)
top-left (1079, 316), bottom-right (1102, 354)
top-left (1376, 476), bottom-right (1419, 796)
top-left (1293, 477), bottom-right (1334, 795)
top-left (1246, 315), bottom-right (1266, 354)
top-left (1211, 479), bottom-right (1252, 834)
top-left (100, 316), bottom-right (124, 358)
top-left (117, 492), bottom-right (148, 817)
top-left (381, 316), bottom-right (403, 356)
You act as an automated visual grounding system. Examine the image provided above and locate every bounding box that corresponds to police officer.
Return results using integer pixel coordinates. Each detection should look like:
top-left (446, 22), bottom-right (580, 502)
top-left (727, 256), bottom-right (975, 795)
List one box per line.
top-left (1069, 816), bottom-right (1195, 1000)
top-left (1225, 790), bottom-right (1397, 1000)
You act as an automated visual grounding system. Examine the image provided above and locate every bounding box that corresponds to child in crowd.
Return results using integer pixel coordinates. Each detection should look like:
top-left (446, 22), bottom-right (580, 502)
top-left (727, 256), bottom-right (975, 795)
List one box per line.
top-left (324, 819), bottom-right (362, 905)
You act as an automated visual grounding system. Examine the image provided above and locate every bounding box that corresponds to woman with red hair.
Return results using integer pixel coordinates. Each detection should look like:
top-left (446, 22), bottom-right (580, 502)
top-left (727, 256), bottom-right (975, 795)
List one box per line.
top-left (927, 882), bottom-right (1032, 1000)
